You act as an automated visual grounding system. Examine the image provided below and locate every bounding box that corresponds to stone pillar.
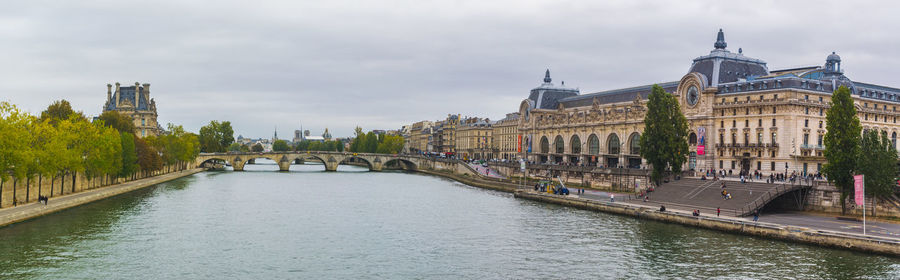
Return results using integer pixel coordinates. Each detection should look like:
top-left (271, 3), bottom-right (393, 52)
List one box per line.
top-left (232, 157), bottom-right (245, 171)
top-left (371, 157), bottom-right (384, 172)
top-left (278, 156), bottom-right (291, 171)
top-left (324, 155), bottom-right (340, 171)
top-left (107, 84), bottom-right (112, 103)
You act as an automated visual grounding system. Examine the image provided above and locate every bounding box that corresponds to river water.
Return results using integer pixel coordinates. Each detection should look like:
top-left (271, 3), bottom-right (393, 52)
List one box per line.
top-left (1, 160), bottom-right (898, 279)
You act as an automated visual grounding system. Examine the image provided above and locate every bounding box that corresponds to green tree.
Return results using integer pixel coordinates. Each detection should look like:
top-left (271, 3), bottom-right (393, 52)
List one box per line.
top-left (294, 140), bottom-right (309, 151)
top-left (350, 126), bottom-right (364, 152)
top-left (252, 143), bottom-right (264, 152)
top-left (365, 132), bottom-right (378, 153)
top-left (227, 142), bottom-right (243, 152)
top-left (119, 132), bottom-right (138, 178)
top-left (97, 110), bottom-right (135, 133)
top-left (639, 84), bottom-right (689, 186)
top-left (272, 140), bottom-right (290, 151)
top-left (198, 120), bottom-right (235, 153)
top-left (39, 100), bottom-right (86, 126)
top-left (823, 86), bottom-right (862, 214)
top-left (0, 102), bottom-right (32, 204)
top-left (857, 130), bottom-right (897, 216)
top-left (376, 135), bottom-right (404, 154)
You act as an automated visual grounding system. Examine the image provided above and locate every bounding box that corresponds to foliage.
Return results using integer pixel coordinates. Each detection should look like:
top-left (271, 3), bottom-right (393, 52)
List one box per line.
top-left (822, 86), bottom-right (862, 214)
top-left (252, 143), bottom-right (264, 152)
top-left (227, 142), bottom-right (243, 152)
top-left (857, 130), bottom-right (897, 201)
top-left (376, 135), bottom-right (404, 154)
top-left (639, 85), bottom-right (689, 186)
top-left (119, 133), bottom-right (138, 177)
top-left (198, 120), bottom-right (235, 153)
top-left (39, 99), bottom-right (86, 126)
top-left (97, 110), bottom-right (136, 134)
top-left (365, 131), bottom-right (378, 153)
top-left (272, 140), bottom-right (290, 151)
top-left (0, 102), bottom-right (32, 182)
top-left (135, 136), bottom-right (162, 173)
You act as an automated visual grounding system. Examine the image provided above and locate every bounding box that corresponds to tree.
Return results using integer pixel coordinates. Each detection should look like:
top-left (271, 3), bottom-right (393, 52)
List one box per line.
top-left (119, 133), bottom-right (138, 178)
top-left (252, 143), bottom-right (264, 152)
top-left (857, 130), bottom-right (897, 216)
top-left (198, 120), bottom-right (235, 153)
top-left (376, 135), bottom-right (404, 154)
top-left (39, 100), bottom-right (86, 126)
top-left (294, 140), bottom-right (309, 151)
top-left (227, 142), bottom-right (243, 152)
top-left (350, 126), bottom-right (364, 152)
top-left (135, 136), bottom-right (162, 175)
top-left (365, 131), bottom-right (378, 153)
top-left (272, 140), bottom-right (290, 151)
top-left (97, 110), bottom-right (135, 134)
top-left (0, 102), bottom-right (33, 204)
top-left (639, 84), bottom-right (689, 186)
top-left (823, 86), bottom-right (862, 214)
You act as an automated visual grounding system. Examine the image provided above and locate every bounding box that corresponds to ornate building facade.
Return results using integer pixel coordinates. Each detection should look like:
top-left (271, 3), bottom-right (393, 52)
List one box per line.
top-left (103, 82), bottom-right (161, 137)
top-left (518, 29), bottom-right (900, 176)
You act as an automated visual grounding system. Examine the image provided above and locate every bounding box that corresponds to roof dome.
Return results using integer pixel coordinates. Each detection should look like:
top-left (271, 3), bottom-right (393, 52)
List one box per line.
top-left (827, 51), bottom-right (841, 62)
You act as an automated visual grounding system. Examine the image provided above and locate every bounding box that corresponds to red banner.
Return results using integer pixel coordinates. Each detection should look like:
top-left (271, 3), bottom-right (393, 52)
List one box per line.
top-left (697, 145), bottom-right (705, 155)
top-left (517, 134), bottom-right (522, 153)
top-left (855, 175), bottom-right (865, 206)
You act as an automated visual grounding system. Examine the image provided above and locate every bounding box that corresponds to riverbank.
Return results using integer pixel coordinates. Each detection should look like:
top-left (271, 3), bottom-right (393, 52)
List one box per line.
top-left (412, 167), bottom-right (900, 257)
top-left (0, 168), bottom-right (204, 228)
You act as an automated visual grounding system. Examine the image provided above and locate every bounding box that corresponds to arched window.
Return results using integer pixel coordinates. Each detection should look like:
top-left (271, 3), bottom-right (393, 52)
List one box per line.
top-left (608, 134), bottom-right (620, 154)
top-left (540, 136), bottom-right (549, 153)
top-left (588, 134), bottom-right (600, 154)
top-left (554, 135), bottom-right (564, 154)
top-left (689, 132), bottom-right (697, 145)
top-left (893, 132), bottom-right (897, 148)
top-left (570, 135), bottom-right (582, 154)
top-left (629, 133), bottom-right (641, 154)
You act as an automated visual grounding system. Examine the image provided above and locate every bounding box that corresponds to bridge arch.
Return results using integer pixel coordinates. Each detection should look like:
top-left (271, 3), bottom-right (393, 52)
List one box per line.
top-left (384, 158), bottom-right (417, 171)
top-left (338, 156), bottom-right (375, 171)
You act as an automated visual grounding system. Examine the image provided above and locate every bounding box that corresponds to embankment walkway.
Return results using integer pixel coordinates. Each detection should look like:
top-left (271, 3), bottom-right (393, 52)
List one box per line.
top-left (0, 168), bottom-right (204, 228)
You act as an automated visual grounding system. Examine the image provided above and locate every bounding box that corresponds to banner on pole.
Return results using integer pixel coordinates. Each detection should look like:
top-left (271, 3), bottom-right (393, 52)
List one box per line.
top-left (854, 174), bottom-right (865, 206)
top-left (517, 134), bottom-right (522, 153)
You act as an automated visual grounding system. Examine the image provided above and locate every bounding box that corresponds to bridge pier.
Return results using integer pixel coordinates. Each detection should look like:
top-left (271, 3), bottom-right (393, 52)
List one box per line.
top-left (232, 157), bottom-right (245, 171)
top-left (278, 156), bottom-right (292, 171)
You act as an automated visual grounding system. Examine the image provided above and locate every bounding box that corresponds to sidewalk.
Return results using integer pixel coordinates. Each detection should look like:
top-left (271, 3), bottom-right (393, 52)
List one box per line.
top-left (571, 189), bottom-right (900, 240)
top-left (0, 168), bottom-right (203, 228)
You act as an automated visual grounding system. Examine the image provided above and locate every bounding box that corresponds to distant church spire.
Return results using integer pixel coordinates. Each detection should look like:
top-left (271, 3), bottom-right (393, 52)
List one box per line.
top-left (714, 28), bottom-right (727, 50)
top-left (543, 69), bottom-right (552, 83)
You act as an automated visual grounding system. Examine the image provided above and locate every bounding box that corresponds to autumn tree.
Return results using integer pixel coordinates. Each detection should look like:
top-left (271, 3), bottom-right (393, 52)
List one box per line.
top-left (639, 84), bottom-right (689, 186)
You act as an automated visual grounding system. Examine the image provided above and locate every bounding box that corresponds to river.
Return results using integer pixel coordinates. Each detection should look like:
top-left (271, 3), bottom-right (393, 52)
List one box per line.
top-left (1, 160), bottom-right (898, 279)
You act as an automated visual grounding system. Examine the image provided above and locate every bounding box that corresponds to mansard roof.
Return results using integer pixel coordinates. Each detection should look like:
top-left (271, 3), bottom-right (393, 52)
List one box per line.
top-left (559, 81), bottom-right (679, 108)
top-left (107, 86), bottom-right (151, 111)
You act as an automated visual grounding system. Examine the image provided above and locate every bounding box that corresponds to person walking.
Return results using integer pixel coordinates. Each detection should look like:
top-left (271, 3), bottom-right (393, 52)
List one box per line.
top-left (753, 210), bottom-right (760, 222)
top-left (717, 207), bottom-right (720, 217)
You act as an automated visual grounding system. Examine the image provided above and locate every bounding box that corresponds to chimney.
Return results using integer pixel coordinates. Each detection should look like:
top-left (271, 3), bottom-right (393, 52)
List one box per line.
top-left (107, 84), bottom-right (112, 103)
top-left (134, 82), bottom-right (140, 106)
top-left (115, 82), bottom-right (121, 106)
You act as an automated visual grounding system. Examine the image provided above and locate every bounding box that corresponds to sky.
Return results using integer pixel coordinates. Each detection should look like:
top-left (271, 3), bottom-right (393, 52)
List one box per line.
top-left (2, 0), bottom-right (899, 138)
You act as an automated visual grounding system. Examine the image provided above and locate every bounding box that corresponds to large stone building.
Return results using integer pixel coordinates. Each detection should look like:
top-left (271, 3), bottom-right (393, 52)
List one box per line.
top-left (456, 117), bottom-right (492, 160)
top-left (518, 29), bottom-right (900, 177)
top-left (492, 113), bottom-right (519, 161)
top-left (103, 82), bottom-right (161, 137)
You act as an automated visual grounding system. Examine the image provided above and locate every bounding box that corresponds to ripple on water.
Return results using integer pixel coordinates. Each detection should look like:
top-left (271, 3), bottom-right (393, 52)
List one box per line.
top-left (0, 162), bottom-right (898, 279)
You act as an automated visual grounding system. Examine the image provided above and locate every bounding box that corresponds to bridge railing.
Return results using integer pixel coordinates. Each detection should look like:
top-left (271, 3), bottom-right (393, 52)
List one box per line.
top-left (739, 180), bottom-right (813, 216)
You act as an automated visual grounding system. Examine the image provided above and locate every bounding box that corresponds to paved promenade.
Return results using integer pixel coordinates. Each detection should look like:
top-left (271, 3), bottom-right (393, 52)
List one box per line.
top-left (0, 168), bottom-right (204, 228)
top-left (573, 188), bottom-right (900, 240)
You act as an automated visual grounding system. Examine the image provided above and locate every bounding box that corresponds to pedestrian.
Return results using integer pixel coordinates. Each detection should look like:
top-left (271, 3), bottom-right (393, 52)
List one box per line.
top-left (610, 194), bottom-right (615, 202)
top-left (717, 207), bottom-right (720, 217)
top-left (753, 210), bottom-right (759, 222)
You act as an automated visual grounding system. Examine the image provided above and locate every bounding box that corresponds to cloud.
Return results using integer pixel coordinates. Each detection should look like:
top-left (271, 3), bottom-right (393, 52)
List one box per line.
top-left (1, 0), bottom-right (898, 137)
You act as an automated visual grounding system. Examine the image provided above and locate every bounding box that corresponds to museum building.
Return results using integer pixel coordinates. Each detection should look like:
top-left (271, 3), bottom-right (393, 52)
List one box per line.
top-left (518, 29), bottom-right (900, 176)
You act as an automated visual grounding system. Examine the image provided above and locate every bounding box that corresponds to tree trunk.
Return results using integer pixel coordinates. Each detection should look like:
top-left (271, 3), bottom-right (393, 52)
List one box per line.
top-left (873, 197), bottom-right (877, 217)
top-left (72, 172), bottom-right (76, 193)
top-left (0, 179), bottom-right (4, 208)
top-left (38, 175), bottom-right (42, 200)
top-left (60, 172), bottom-right (65, 196)
top-left (13, 179), bottom-right (17, 206)
top-left (50, 174), bottom-right (55, 197)
top-left (26, 176), bottom-right (30, 203)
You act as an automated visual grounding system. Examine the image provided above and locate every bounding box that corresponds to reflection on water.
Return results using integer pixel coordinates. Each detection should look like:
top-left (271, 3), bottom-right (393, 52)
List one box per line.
top-left (1, 160), bottom-right (898, 279)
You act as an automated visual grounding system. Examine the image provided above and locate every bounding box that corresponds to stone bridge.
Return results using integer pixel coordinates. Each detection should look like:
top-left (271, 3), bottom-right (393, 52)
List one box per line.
top-left (194, 151), bottom-right (423, 172)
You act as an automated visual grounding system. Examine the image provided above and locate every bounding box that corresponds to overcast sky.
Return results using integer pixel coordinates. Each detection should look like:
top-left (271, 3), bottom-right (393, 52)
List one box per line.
top-left (2, 0), bottom-right (899, 138)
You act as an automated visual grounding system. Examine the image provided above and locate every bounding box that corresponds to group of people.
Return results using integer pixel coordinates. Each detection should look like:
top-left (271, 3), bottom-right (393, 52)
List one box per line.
top-left (720, 182), bottom-right (733, 200)
top-left (37, 195), bottom-right (49, 205)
